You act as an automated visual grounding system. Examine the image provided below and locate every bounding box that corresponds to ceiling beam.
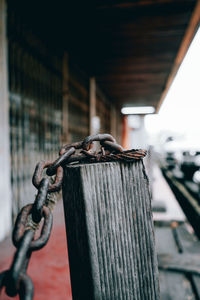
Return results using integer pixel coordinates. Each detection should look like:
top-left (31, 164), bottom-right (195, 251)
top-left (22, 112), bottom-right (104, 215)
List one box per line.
top-left (96, 0), bottom-right (193, 10)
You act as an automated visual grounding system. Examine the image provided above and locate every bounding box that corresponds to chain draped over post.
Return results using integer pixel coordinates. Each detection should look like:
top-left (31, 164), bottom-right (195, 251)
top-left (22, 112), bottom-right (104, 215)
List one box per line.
top-left (0, 133), bottom-right (146, 299)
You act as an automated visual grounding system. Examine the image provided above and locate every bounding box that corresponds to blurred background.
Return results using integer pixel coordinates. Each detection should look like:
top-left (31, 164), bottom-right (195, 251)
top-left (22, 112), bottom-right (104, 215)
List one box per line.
top-left (0, 0), bottom-right (200, 299)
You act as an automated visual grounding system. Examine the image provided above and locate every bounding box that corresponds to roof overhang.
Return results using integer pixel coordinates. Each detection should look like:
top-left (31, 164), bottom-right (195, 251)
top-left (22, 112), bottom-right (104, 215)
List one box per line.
top-left (92, 0), bottom-right (199, 111)
top-left (12, 0), bottom-right (200, 111)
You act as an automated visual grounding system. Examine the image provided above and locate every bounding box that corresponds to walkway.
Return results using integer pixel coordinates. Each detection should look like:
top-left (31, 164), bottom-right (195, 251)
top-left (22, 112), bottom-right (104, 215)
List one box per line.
top-left (0, 201), bottom-right (72, 300)
top-left (152, 165), bottom-right (185, 222)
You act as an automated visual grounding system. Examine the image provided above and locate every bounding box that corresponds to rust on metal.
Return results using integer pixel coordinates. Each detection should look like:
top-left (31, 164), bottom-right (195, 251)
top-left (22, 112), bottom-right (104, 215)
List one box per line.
top-left (32, 161), bottom-right (63, 193)
top-left (46, 147), bottom-right (76, 176)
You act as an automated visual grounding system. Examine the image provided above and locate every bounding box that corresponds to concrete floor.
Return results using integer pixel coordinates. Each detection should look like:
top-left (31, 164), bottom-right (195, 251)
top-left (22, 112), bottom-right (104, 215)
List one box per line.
top-left (152, 166), bottom-right (185, 222)
top-left (0, 200), bottom-right (72, 300)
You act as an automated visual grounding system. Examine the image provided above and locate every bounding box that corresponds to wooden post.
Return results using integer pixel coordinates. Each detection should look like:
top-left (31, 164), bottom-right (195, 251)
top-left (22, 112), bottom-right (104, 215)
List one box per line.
top-left (89, 77), bottom-right (96, 135)
top-left (122, 115), bottom-right (131, 150)
top-left (110, 104), bottom-right (117, 139)
top-left (0, 0), bottom-right (12, 241)
top-left (62, 160), bottom-right (160, 300)
top-left (62, 52), bottom-right (69, 144)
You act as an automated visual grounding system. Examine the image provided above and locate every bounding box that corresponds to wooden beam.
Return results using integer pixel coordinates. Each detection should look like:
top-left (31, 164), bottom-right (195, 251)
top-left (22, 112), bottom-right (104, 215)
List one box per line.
top-left (62, 52), bottom-right (69, 143)
top-left (110, 104), bottom-right (117, 138)
top-left (122, 116), bottom-right (131, 150)
top-left (62, 161), bottom-right (160, 300)
top-left (97, 0), bottom-right (193, 10)
top-left (97, 72), bottom-right (167, 82)
top-left (89, 77), bottom-right (96, 135)
top-left (96, 62), bottom-right (172, 76)
top-left (157, 0), bottom-right (200, 112)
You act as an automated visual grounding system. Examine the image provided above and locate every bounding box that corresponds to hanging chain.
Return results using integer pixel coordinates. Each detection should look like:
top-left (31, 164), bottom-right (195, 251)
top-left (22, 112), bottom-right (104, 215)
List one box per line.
top-left (0, 133), bottom-right (146, 299)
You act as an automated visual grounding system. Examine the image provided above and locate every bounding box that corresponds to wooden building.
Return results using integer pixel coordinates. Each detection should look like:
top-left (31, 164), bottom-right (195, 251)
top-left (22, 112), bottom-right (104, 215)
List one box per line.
top-left (0, 0), bottom-right (199, 241)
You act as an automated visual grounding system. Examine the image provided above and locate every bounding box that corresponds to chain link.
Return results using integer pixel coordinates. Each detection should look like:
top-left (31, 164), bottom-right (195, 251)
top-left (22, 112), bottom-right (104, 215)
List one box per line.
top-left (0, 133), bottom-right (146, 299)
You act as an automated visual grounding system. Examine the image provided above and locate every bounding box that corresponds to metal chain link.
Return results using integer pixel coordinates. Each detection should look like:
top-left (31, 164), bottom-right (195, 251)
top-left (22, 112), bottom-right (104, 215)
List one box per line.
top-left (0, 133), bottom-right (146, 299)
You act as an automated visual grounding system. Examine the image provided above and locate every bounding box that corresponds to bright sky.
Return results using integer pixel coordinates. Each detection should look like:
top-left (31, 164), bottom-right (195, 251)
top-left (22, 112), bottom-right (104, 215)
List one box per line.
top-left (145, 26), bottom-right (200, 139)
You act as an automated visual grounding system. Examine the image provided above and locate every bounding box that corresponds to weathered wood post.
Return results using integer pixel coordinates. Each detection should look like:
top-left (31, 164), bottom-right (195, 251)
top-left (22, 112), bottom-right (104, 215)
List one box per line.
top-left (62, 159), bottom-right (160, 299)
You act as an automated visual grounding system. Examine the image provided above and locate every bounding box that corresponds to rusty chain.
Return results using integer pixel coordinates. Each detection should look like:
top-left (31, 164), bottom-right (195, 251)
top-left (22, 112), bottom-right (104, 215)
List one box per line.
top-left (0, 133), bottom-right (146, 299)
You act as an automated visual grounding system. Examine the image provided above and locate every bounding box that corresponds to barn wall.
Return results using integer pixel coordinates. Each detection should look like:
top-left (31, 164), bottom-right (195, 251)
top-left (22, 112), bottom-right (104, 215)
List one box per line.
top-left (0, 3), bottom-right (121, 240)
top-left (7, 9), bottom-right (63, 220)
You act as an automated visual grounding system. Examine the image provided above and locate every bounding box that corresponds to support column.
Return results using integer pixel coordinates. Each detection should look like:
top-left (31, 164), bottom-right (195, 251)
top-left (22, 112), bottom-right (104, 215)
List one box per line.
top-left (122, 115), bottom-right (131, 150)
top-left (62, 52), bottom-right (69, 144)
top-left (0, 0), bottom-right (12, 240)
top-left (110, 104), bottom-right (117, 138)
top-left (62, 160), bottom-right (160, 300)
top-left (89, 77), bottom-right (96, 135)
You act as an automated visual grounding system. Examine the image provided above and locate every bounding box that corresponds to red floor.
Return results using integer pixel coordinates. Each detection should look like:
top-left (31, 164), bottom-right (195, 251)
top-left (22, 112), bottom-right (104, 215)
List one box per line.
top-left (0, 201), bottom-right (72, 300)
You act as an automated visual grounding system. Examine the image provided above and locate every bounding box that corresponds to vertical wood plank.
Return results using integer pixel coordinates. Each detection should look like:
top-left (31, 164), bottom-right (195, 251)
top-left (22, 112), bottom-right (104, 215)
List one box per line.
top-left (63, 161), bottom-right (160, 300)
top-left (89, 77), bottom-right (96, 135)
top-left (0, 0), bottom-right (12, 240)
top-left (62, 52), bottom-right (69, 144)
top-left (110, 104), bottom-right (117, 139)
top-left (122, 116), bottom-right (131, 149)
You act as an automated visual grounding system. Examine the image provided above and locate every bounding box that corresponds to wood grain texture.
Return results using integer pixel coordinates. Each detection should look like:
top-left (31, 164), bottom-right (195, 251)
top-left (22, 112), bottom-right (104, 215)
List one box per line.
top-left (62, 161), bottom-right (160, 299)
